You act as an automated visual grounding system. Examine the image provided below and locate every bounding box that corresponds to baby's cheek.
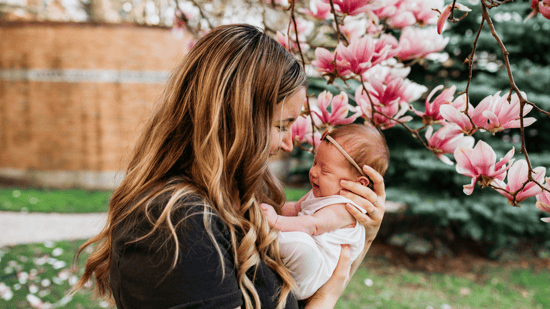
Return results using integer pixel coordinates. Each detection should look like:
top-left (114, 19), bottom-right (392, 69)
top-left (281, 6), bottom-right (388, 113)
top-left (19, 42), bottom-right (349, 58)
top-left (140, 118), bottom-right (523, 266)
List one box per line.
top-left (328, 179), bottom-right (344, 195)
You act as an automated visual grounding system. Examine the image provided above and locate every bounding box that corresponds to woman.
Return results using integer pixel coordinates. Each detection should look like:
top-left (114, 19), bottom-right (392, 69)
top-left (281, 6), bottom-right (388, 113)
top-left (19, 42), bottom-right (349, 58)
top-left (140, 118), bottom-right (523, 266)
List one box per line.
top-left (75, 24), bottom-right (386, 309)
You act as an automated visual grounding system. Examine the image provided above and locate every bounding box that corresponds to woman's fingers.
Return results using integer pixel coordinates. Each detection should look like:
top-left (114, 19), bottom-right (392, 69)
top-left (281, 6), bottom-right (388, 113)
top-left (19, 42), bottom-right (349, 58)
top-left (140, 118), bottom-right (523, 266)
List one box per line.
top-left (345, 203), bottom-right (370, 226)
top-left (334, 244), bottom-right (351, 282)
top-left (339, 180), bottom-right (382, 215)
top-left (363, 165), bottom-right (386, 200)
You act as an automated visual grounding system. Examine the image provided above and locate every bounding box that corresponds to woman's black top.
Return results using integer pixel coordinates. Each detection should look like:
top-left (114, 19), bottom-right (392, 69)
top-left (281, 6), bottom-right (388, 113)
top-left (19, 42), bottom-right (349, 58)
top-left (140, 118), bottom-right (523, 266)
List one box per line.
top-left (109, 194), bottom-right (299, 309)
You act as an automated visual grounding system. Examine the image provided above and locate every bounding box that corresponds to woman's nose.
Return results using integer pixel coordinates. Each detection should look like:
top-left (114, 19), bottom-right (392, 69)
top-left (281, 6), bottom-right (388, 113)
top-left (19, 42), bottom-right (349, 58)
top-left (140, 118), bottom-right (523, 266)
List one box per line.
top-left (280, 132), bottom-right (294, 152)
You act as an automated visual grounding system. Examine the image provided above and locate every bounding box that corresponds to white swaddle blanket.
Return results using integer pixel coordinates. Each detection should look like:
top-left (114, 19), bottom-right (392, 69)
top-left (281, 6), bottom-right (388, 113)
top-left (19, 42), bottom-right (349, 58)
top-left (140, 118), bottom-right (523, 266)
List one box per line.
top-left (278, 191), bottom-right (366, 300)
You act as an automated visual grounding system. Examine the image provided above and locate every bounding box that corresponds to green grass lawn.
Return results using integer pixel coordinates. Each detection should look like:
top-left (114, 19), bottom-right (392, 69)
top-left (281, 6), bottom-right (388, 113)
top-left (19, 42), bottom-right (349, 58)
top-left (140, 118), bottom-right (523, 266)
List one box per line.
top-left (1, 240), bottom-right (549, 308)
top-left (338, 255), bottom-right (550, 309)
top-left (0, 187), bottom-right (311, 213)
top-left (0, 188), bottom-right (111, 213)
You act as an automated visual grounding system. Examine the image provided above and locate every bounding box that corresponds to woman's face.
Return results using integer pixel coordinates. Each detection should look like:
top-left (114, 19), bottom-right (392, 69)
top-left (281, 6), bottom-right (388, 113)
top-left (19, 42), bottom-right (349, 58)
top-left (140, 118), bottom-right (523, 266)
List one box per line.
top-left (269, 88), bottom-right (306, 156)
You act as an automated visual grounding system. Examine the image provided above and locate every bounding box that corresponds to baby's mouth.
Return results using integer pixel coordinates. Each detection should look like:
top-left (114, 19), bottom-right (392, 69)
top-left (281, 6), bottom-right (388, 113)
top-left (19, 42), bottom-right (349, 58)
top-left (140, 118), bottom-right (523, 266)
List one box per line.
top-left (311, 182), bottom-right (319, 189)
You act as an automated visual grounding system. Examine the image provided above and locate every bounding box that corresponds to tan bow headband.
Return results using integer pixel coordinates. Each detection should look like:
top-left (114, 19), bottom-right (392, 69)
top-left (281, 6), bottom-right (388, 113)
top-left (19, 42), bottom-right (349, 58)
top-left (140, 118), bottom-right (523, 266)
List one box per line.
top-left (321, 130), bottom-right (365, 177)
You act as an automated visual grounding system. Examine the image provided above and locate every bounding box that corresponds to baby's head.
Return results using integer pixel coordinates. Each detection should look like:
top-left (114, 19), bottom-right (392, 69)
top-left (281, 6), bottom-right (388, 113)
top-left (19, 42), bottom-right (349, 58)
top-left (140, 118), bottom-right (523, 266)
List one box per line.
top-left (309, 124), bottom-right (389, 197)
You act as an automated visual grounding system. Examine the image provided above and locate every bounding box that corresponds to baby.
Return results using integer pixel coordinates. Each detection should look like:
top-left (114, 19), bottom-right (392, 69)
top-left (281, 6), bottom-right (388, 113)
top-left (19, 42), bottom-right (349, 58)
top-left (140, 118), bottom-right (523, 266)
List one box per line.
top-left (262, 123), bottom-right (389, 300)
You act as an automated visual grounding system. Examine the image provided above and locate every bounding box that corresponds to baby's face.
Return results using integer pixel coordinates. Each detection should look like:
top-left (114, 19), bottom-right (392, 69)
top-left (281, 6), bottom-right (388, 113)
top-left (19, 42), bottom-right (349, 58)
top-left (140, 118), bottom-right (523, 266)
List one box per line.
top-left (309, 141), bottom-right (356, 197)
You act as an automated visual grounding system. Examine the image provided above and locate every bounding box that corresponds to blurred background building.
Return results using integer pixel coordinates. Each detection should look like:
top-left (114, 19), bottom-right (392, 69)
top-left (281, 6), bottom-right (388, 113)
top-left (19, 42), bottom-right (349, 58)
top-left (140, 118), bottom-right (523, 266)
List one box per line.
top-left (0, 0), bottom-right (191, 189)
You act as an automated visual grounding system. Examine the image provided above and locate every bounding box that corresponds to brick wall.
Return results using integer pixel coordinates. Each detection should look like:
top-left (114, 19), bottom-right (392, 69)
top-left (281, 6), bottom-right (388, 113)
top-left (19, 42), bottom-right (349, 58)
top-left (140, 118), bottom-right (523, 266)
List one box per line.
top-left (0, 22), bottom-right (190, 188)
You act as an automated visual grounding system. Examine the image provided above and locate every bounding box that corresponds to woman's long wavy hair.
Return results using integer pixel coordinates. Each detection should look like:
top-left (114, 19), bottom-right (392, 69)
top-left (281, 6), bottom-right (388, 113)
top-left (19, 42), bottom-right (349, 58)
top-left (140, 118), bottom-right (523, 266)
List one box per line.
top-left (74, 24), bottom-right (307, 309)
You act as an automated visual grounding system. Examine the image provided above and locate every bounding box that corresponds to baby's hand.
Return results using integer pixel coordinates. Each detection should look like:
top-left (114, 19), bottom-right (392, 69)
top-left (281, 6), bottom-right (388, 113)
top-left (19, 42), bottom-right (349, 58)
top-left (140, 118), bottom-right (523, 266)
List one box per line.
top-left (260, 203), bottom-right (278, 228)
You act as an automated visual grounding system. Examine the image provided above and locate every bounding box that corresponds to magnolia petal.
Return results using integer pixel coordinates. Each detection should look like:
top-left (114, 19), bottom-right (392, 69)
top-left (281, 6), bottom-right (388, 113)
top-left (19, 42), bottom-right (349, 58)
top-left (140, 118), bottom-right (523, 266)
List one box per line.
top-left (503, 117), bottom-right (537, 129)
top-left (522, 103), bottom-right (534, 115)
top-left (482, 110), bottom-right (500, 129)
top-left (437, 6), bottom-right (451, 34)
top-left (536, 200), bottom-right (550, 213)
top-left (425, 85), bottom-right (444, 105)
top-left (470, 141), bottom-right (496, 173)
top-left (492, 178), bottom-right (507, 190)
top-left (440, 105), bottom-right (474, 132)
top-left (495, 147), bottom-right (515, 172)
top-left (438, 154), bottom-right (455, 165)
top-left (458, 135), bottom-right (475, 150)
top-left (463, 178), bottom-right (476, 195)
top-left (336, 43), bottom-right (355, 62)
top-left (425, 125), bottom-right (434, 140)
top-left (519, 166), bottom-right (549, 201)
top-left (317, 91), bottom-right (332, 110)
top-left (507, 159), bottom-right (529, 192)
top-left (454, 147), bottom-right (476, 177)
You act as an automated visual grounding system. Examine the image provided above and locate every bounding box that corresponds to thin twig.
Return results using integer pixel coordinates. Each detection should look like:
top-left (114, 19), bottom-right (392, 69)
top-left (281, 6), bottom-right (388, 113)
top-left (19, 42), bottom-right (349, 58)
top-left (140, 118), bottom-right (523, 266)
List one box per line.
top-left (460, 14), bottom-right (484, 133)
top-left (289, 1), bottom-right (316, 153)
top-left (328, 0), bottom-right (349, 46)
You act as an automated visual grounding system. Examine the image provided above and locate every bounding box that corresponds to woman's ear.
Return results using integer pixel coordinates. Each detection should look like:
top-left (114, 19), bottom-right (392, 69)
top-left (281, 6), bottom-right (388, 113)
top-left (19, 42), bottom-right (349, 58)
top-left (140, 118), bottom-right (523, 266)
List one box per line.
top-left (356, 176), bottom-right (370, 187)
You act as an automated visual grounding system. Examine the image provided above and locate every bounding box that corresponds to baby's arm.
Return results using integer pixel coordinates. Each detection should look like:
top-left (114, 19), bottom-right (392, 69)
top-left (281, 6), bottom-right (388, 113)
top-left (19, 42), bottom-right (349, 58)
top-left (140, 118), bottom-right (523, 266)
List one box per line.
top-left (281, 193), bottom-right (308, 217)
top-left (263, 203), bottom-right (356, 236)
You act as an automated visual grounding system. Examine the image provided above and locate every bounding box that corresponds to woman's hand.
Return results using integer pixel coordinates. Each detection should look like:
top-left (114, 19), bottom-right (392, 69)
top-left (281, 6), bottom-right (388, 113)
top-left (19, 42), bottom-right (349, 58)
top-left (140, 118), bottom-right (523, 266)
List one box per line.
top-left (338, 165), bottom-right (386, 276)
top-left (304, 245), bottom-right (351, 309)
top-left (339, 165), bottom-right (386, 241)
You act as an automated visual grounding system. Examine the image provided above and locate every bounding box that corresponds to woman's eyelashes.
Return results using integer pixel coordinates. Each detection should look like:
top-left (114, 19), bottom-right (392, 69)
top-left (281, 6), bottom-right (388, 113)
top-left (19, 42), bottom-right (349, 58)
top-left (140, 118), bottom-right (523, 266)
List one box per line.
top-left (275, 122), bottom-right (292, 132)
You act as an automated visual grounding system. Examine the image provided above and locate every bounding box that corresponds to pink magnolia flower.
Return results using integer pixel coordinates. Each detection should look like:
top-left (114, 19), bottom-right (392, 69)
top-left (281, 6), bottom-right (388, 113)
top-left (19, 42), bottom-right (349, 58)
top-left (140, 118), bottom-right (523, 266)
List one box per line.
top-left (311, 47), bottom-right (351, 76)
top-left (373, 34), bottom-right (401, 62)
top-left (327, 0), bottom-right (372, 16)
top-left (361, 64), bottom-right (427, 103)
top-left (536, 177), bottom-right (550, 223)
top-left (437, 2), bottom-right (471, 34)
top-left (454, 140), bottom-right (515, 195)
top-left (362, 62), bottom-right (411, 84)
top-left (426, 124), bottom-right (475, 165)
top-left (387, 9), bottom-right (417, 28)
top-left (440, 94), bottom-right (481, 135)
top-left (397, 26), bottom-right (449, 60)
top-left (372, 0), bottom-right (399, 19)
top-left (311, 91), bottom-right (362, 126)
top-left (292, 115), bottom-right (312, 144)
top-left (411, 85), bottom-right (458, 125)
top-left (291, 115), bottom-right (322, 149)
top-left (402, 79), bottom-right (428, 103)
top-left (355, 82), bottom-right (412, 129)
top-left (340, 18), bottom-right (369, 40)
top-left (369, 77), bottom-right (409, 105)
top-left (480, 92), bottom-right (536, 134)
top-left (410, 0), bottom-right (442, 25)
top-left (336, 36), bottom-right (381, 75)
top-left (301, 0), bottom-right (332, 20)
top-left (493, 160), bottom-right (546, 206)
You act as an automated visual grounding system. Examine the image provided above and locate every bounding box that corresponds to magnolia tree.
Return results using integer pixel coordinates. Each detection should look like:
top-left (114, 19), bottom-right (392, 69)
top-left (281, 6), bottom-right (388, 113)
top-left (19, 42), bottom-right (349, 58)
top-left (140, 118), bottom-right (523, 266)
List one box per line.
top-left (174, 0), bottom-right (550, 221)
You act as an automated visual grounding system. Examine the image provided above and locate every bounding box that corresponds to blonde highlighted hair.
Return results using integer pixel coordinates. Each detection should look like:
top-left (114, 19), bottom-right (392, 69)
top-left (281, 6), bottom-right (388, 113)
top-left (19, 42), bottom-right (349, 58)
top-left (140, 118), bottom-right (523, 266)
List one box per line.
top-left (75, 24), bottom-right (307, 309)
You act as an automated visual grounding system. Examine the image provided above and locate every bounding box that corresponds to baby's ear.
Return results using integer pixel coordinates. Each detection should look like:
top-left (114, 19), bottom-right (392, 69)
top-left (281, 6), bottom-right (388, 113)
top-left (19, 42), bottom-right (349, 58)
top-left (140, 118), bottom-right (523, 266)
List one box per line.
top-left (356, 176), bottom-right (370, 188)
